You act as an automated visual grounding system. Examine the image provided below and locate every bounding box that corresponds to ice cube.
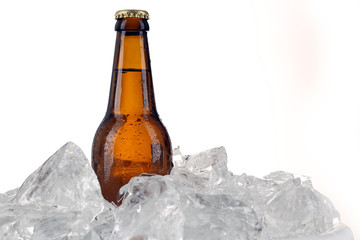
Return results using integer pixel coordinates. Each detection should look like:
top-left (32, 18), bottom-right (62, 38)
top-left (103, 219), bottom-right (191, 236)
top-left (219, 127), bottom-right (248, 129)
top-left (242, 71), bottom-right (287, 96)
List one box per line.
top-left (261, 171), bottom-right (340, 238)
top-left (114, 175), bottom-right (184, 240)
top-left (0, 142), bottom-right (107, 240)
top-left (13, 142), bottom-right (105, 221)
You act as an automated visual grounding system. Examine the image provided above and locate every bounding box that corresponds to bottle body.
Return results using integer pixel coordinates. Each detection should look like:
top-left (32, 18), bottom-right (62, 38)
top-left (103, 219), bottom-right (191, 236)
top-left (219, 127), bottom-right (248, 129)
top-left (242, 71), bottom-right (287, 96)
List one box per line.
top-left (92, 15), bottom-right (173, 205)
top-left (92, 112), bottom-right (172, 204)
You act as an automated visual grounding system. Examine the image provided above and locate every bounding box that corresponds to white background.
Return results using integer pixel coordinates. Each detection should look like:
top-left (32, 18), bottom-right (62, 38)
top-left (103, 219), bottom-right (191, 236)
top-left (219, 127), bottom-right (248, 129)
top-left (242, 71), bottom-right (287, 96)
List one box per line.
top-left (0, 0), bottom-right (359, 238)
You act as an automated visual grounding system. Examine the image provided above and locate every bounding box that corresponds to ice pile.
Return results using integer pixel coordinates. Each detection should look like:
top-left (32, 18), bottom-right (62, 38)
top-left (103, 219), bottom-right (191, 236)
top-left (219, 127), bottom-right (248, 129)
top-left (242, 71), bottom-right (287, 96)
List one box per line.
top-left (0, 142), bottom-right (340, 240)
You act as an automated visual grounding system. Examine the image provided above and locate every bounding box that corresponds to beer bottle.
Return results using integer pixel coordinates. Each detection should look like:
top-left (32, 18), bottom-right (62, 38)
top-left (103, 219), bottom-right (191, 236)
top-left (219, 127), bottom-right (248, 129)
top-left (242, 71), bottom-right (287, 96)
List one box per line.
top-left (92, 9), bottom-right (173, 205)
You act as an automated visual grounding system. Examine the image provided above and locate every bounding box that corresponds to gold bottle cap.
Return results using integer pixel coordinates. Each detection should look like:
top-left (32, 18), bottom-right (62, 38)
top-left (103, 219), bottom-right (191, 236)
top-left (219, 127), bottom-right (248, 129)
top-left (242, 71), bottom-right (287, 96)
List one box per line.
top-left (115, 9), bottom-right (149, 20)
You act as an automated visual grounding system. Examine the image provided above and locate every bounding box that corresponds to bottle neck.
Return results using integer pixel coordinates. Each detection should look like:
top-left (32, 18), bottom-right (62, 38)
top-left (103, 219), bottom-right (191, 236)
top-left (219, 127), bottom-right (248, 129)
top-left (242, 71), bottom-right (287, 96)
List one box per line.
top-left (107, 18), bottom-right (157, 116)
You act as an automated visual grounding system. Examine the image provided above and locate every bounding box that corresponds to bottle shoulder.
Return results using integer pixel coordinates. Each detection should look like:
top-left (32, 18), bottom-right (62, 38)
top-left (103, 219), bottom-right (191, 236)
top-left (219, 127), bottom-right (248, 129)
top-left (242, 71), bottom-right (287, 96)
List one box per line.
top-left (94, 113), bottom-right (170, 140)
top-left (99, 113), bottom-right (165, 126)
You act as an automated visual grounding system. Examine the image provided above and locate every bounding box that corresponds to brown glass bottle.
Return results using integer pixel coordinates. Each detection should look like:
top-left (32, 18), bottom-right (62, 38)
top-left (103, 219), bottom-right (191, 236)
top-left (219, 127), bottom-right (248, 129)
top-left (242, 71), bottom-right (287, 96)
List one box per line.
top-left (92, 10), bottom-right (173, 205)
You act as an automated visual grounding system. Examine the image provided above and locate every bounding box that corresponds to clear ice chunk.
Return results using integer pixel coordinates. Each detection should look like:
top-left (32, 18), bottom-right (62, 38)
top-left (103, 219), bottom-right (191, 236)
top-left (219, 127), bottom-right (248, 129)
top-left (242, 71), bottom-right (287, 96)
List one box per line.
top-left (0, 142), bottom-right (106, 239)
top-left (13, 142), bottom-right (105, 220)
top-left (0, 143), bottom-right (344, 240)
top-left (261, 171), bottom-right (340, 238)
top-left (114, 175), bottom-right (185, 240)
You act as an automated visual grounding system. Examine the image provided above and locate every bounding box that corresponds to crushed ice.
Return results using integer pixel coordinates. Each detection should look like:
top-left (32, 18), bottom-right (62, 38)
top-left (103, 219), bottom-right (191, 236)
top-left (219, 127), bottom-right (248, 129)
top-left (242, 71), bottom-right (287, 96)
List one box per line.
top-left (0, 142), bottom-right (340, 240)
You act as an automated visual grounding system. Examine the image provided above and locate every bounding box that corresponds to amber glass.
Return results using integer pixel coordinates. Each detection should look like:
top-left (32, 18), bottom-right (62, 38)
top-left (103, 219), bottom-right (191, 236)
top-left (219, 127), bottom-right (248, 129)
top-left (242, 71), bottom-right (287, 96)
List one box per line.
top-left (92, 18), bottom-right (173, 205)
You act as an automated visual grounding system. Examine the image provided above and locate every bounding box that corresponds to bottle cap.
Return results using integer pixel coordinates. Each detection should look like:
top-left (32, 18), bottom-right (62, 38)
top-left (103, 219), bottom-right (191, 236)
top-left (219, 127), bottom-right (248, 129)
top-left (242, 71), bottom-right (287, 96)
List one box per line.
top-left (115, 10), bottom-right (149, 20)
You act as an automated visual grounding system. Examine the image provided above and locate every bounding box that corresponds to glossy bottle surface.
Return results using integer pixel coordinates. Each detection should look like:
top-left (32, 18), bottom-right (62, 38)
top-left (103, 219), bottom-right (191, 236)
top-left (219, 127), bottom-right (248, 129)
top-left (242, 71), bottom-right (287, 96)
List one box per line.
top-left (92, 16), bottom-right (172, 205)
